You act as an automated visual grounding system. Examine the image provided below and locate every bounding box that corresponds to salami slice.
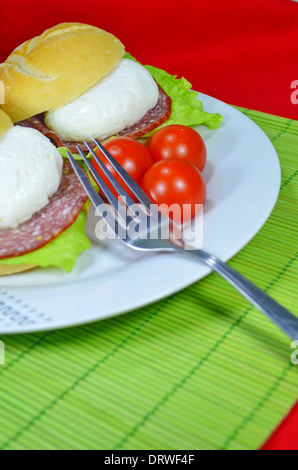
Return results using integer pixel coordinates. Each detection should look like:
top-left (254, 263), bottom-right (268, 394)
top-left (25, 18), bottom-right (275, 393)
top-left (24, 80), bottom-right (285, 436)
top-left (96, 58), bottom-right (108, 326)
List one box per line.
top-left (17, 83), bottom-right (172, 153)
top-left (0, 161), bottom-right (88, 259)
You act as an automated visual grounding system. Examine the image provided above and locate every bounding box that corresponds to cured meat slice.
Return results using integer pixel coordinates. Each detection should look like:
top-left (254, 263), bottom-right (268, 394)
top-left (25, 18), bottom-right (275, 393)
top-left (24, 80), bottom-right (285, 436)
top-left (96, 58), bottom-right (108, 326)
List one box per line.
top-left (0, 162), bottom-right (88, 259)
top-left (17, 116), bottom-right (64, 148)
top-left (17, 83), bottom-right (172, 153)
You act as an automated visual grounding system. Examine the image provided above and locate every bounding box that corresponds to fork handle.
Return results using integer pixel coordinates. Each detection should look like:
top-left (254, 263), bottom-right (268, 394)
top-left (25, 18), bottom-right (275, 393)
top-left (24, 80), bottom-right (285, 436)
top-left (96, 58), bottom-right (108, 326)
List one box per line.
top-left (186, 249), bottom-right (298, 340)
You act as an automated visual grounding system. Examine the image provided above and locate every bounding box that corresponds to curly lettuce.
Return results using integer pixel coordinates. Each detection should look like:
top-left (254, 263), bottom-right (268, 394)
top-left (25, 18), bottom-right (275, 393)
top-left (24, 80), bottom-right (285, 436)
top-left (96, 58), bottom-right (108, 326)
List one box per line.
top-left (0, 210), bottom-right (90, 273)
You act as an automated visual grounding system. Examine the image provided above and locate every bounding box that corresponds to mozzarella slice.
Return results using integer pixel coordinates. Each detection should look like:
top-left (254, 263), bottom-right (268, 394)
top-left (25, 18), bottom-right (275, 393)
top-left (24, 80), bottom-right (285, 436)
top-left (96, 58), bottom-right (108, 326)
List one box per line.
top-left (0, 126), bottom-right (63, 229)
top-left (45, 59), bottom-right (159, 142)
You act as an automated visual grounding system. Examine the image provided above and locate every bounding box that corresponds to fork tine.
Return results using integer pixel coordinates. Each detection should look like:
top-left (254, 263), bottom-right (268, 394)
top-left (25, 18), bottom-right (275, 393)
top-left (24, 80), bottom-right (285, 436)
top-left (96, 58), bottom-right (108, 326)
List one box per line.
top-left (67, 151), bottom-right (104, 209)
top-left (67, 151), bottom-right (122, 237)
top-left (76, 145), bottom-right (131, 225)
top-left (82, 143), bottom-right (136, 210)
top-left (93, 138), bottom-right (153, 212)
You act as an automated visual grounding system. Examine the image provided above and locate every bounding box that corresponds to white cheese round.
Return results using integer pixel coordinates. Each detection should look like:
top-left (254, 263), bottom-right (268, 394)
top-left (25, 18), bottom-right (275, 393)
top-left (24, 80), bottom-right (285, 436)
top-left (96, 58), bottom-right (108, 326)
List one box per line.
top-left (45, 59), bottom-right (159, 142)
top-left (0, 126), bottom-right (63, 229)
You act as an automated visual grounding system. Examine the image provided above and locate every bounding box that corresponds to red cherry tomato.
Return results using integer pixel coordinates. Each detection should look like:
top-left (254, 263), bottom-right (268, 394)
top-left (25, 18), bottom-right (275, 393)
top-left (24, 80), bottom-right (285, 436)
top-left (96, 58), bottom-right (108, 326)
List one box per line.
top-left (142, 160), bottom-right (206, 223)
top-left (91, 137), bottom-right (153, 200)
top-left (147, 124), bottom-right (207, 172)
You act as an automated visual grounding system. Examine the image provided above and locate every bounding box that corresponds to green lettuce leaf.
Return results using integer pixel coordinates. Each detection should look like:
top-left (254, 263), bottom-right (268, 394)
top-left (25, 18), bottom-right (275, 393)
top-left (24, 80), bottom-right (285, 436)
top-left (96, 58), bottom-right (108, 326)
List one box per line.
top-left (124, 52), bottom-right (223, 132)
top-left (0, 210), bottom-right (90, 273)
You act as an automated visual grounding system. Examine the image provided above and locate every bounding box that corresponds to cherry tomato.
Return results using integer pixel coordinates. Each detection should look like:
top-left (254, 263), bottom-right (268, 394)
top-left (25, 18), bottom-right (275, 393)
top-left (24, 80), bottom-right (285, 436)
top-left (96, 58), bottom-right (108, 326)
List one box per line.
top-left (147, 124), bottom-right (207, 172)
top-left (142, 160), bottom-right (206, 223)
top-left (91, 137), bottom-right (153, 200)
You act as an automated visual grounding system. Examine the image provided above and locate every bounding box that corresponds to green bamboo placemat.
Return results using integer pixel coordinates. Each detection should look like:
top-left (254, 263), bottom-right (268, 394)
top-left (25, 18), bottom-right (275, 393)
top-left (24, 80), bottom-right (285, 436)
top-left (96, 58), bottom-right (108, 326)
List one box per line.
top-left (0, 108), bottom-right (297, 450)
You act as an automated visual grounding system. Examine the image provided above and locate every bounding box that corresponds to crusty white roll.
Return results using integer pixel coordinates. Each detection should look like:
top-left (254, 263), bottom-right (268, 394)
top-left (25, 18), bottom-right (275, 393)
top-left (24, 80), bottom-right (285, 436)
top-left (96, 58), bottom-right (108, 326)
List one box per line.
top-left (0, 264), bottom-right (37, 276)
top-left (0, 109), bottom-right (13, 137)
top-left (0, 23), bottom-right (125, 123)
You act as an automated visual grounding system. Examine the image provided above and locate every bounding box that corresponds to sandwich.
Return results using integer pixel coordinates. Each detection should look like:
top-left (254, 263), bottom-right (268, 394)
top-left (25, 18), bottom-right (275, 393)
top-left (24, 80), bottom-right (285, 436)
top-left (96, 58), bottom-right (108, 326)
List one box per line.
top-left (0, 23), bottom-right (172, 153)
top-left (0, 22), bottom-right (223, 155)
top-left (0, 109), bottom-right (90, 275)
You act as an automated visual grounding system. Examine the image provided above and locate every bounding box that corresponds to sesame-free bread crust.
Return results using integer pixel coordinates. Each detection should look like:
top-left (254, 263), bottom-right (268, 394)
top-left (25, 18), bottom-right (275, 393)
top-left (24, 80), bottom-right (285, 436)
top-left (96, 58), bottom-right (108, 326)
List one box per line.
top-left (0, 23), bottom-right (125, 122)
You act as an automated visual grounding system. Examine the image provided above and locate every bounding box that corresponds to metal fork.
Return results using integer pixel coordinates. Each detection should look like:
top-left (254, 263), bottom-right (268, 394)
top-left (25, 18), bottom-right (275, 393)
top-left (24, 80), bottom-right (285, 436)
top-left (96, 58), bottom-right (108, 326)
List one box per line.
top-left (67, 139), bottom-right (298, 340)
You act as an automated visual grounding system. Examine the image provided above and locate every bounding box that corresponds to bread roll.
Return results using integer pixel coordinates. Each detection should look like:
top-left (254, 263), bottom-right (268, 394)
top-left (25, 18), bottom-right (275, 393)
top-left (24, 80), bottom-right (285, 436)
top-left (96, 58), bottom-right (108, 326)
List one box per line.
top-left (0, 109), bottom-right (13, 137)
top-left (0, 264), bottom-right (37, 276)
top-left (0, 23), bottom-right (125, 122)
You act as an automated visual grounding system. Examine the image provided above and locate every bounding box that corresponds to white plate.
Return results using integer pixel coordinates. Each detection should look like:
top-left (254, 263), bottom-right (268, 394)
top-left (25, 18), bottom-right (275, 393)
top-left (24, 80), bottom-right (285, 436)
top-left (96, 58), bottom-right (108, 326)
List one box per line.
top-left (0, 94), bottom-right (281, 335)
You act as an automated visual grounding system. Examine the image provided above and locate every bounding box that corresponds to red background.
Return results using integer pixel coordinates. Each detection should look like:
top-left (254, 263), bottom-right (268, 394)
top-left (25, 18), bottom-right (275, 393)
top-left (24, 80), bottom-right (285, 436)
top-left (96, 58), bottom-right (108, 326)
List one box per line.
top-left (0, 0), bottom-right (297, 449)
